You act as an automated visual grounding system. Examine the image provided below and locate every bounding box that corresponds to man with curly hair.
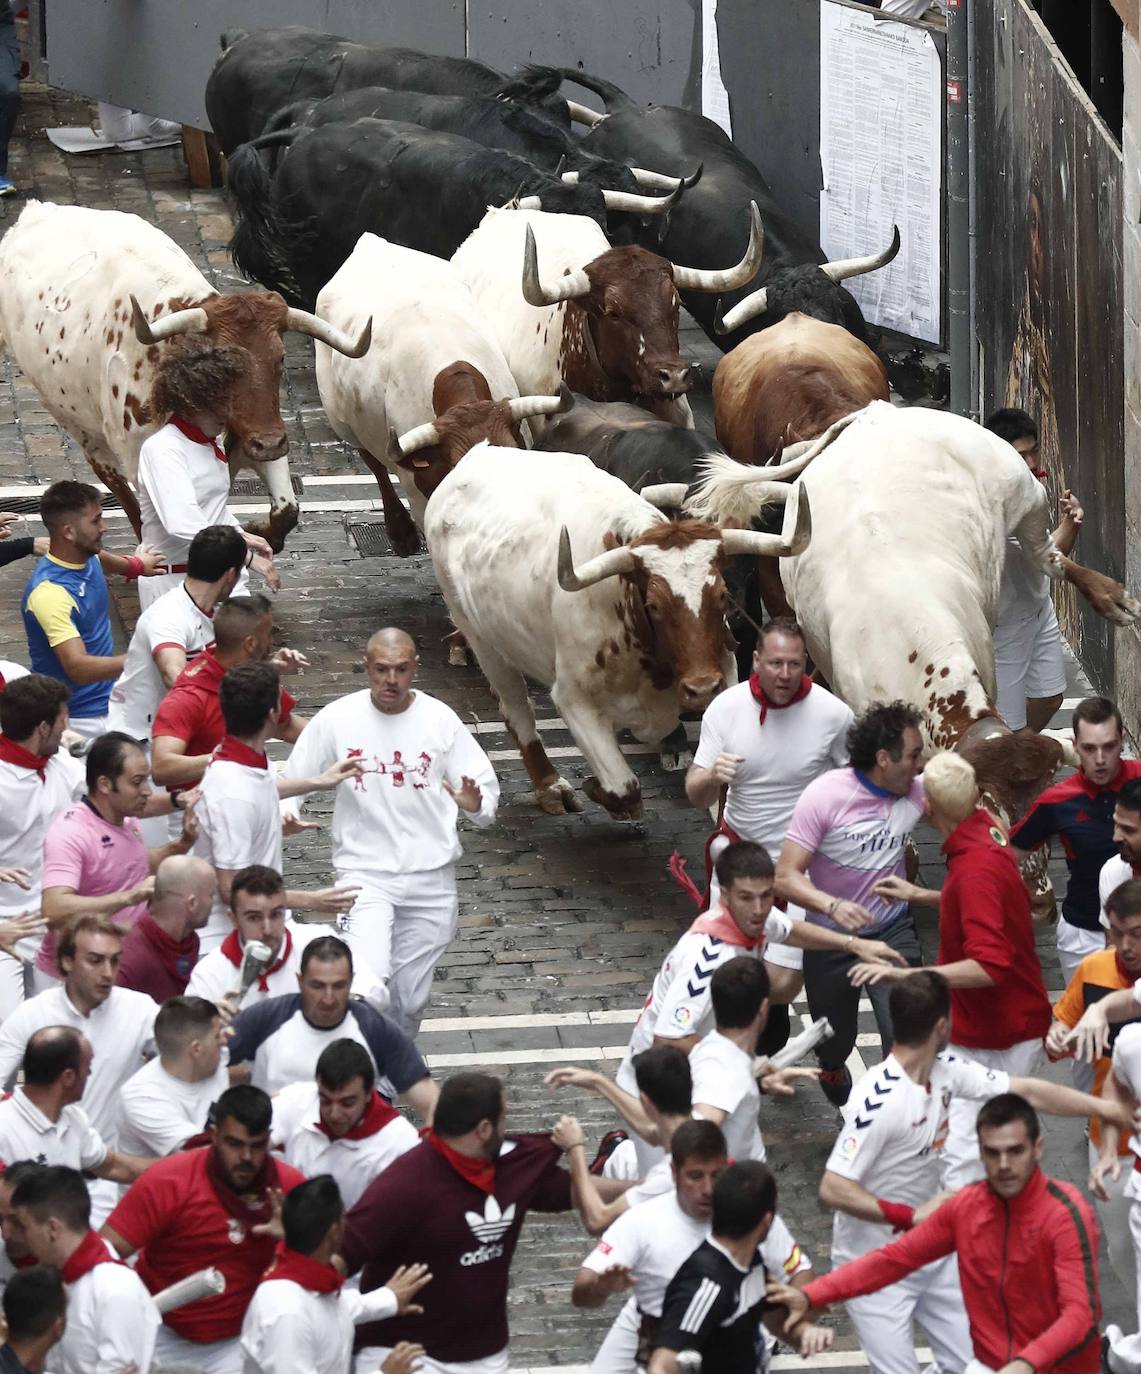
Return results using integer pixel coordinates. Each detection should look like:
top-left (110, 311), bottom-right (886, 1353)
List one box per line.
top-left (136, 340), bottom-right (278, 609)
top-left (776, 701), bottom-right (927, 1106)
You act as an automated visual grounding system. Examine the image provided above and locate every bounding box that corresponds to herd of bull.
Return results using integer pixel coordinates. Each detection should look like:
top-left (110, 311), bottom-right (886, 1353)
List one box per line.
top-left (0, 23), bottom-right (1138, 828)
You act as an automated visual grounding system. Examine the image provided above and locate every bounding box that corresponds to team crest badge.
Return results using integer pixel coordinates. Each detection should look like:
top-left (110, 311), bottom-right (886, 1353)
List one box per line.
top-left (988, 826), bottom-right (1007, 847)
top-left (227, 1218), bottom-right (246, 1245)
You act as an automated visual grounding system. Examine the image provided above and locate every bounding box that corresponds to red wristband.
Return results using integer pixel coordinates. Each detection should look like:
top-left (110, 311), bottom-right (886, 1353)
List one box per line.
top-left (877, 1200), bottom-right (915, 1232)
top-left (124, 555), bottom-right (144, 581)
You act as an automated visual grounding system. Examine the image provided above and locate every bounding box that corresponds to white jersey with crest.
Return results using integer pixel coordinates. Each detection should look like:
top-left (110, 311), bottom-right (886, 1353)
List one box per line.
top-left (825, 1051), bottom-right (1010, 1262)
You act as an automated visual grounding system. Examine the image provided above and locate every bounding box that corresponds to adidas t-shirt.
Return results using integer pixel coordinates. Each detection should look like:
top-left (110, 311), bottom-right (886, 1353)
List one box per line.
top-left (655, 1237), bottom-right (772, 1373)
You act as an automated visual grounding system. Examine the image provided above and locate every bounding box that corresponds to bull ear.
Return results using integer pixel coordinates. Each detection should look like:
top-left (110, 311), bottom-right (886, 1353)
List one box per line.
top-left (602, 529), bottom-right (622, 550)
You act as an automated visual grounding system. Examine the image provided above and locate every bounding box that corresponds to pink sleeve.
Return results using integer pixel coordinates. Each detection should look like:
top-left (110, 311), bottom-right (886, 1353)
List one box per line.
top-left (41, 812), bottom-right (89, 890)
top-left (785, 775), bottom-right (839, 853)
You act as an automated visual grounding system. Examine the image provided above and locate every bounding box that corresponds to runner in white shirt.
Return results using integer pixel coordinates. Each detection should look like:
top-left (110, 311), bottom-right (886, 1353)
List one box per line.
top-left (118, 996), bottom-right (229, 1157)
top-left (279, 628), bottom-right (500, 1034)
top-left (192, 661), bottom-right (366, 954)
top-left (107, 525), bottom-right (247, 740)
top-left (240, 1176), bottom-right (430, 1374)
top-left (686, 618), bottom-right (853, 1021)
top-left (12, 1164), bottom-right (160, 1374)
top-left (272, 1040), bottom-right (419, 1209)
top-left (1093, 1023), bottom-right (1141, 1374)
top-left (0, 918), bottom-right (157, 1150)
top-left (0, 675), bottom-right (82, 1017)
top-left (1099, 786), bottom-right (1141, 929)
top-left (826, 970), bottom-right (1131, 1374)
top-left (572, 1119), bottom-right (812, 1374)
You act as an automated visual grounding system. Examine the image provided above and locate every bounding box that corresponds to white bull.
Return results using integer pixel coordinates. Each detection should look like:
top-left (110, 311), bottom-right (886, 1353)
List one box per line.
top-left (424, 442), bottom-right (810, 818)
top-left (0, 201), bottom-right (368, 548)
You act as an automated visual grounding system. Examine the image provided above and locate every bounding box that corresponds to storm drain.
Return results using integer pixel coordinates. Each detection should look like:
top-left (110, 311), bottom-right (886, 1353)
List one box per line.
top-left (230, 475), bottom-right (305, 498)
top-left (2, 491), bottom-right (121, 515)
top-left (346, 521), bottom-right (398, 557)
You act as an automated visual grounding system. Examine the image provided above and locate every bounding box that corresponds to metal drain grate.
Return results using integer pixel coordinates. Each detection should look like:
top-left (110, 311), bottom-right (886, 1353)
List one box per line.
top-left (346, 522), bottom-right (397, 557)
top-left (2, 491), bottom-right (122, 516)
top-left (230, 475), bottom-right (305, 498)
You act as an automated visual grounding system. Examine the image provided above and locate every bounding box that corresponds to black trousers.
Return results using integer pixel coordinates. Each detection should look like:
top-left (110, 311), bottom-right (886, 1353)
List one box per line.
top-left (0, 22), bottom-right (20, 177)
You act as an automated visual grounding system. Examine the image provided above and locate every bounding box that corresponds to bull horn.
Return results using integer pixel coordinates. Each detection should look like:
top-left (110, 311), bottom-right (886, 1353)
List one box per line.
top-left (601, 184), bottom-right (684, 216)
top-left (566, 99), bottom-right (603, 127)
top-left (285, 308), bottom-right (372, 358)
top-left (560, 170), bottom-right (580, 184)
top-left (522, 225), bottom-right (592, 306)
top-left (1041, 729), bottom-right (1080, 770)
top-left (721, 484), bottom-right (812, 558)
top-left (515, 194), bottom-right (543, 210)
top-left (629, 162), bottom-right (703, 192)
top-left (820, 225), bottom-right (901, 282)
top-left (715, 286), bottom-right (769, 335)
top-left (508, 383), bottom-right (574, 421)
top-left (557, 526), bottom-right (636, 591)
top-left (671, 202), bottom-right (764, 293)
top-left (639, 482), bottom-right (689, 509)
top-left (396, 420), bottom-right (441, 455)
top-left (130, 295), bottom-right (208, 345)
top-left (555, 154), bottom-right (568, 177)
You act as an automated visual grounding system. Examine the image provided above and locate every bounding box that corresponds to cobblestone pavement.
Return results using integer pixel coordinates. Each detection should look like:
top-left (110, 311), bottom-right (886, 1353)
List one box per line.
top-left (0, 85), bottom-right (1129, 1370)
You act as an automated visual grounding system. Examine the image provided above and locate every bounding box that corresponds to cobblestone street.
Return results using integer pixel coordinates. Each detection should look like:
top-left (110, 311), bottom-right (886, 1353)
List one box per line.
top-left (0, 85), bottom-right (1127, 1371)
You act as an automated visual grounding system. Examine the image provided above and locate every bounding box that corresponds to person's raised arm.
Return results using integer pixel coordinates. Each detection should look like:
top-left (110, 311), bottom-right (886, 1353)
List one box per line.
top-left (551, 1115), bottom-right (632, 1236)
top-left (544, 1066), bottom-right (660, 1143)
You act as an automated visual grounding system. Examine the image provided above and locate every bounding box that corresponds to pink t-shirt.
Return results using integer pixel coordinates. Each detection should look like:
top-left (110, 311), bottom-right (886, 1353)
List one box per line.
top-left (38, 799), bottom-right (150, 974)
top-left (784, 768), bottom-right (925, 934)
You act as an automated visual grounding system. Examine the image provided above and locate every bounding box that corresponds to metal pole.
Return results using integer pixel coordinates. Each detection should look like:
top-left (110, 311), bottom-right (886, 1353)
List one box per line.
top-left (946, 0), bottom-right (971, 416)
top-left (965, 0), bottom-right (979, 417)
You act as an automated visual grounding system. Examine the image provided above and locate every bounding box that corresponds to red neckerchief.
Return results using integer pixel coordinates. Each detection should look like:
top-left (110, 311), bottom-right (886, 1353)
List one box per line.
top-left (263, 1242), bottom-right (343, 1293)
top-left (0, 734), bottom-right (49, 781)
top-left (213, 736), bottom-right (269, 770)
top-left (204, 1145), bottom-right (281, 1226)
top-left (1032, 467), bottom-right (1048, 483)
top-left (748, 673), bottom-right (812, 727)
top-left (316, 1090), bottom-right (399, 1142)
top-left (422, 1127), bottom-right (496, 1194)
top-left (60, 1230), bottom-right (123, 1283)
top-left (0, 669), bottom-right (6, 693)
top-left (137, 913), bottom-right (198, 987)
top-left (11, 1253), bottom-right (36, 1270)
top-left (171, 415), bottom-right (228, 465)
top-left (219, 927), bottom-right (292, 992)
top-left (689, 901), bottom-right (759, 948)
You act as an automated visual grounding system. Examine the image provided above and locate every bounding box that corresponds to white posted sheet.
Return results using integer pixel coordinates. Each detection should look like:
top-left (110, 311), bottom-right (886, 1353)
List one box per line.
top-left (702, 0), bottom-right (733, 137)
top-left (819, 4), bottom-right (942, 342)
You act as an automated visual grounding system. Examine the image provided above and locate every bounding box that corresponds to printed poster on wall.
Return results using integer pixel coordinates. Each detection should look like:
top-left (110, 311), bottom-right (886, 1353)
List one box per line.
top-left (701, 0), bottom-right (733, 136)
top-left (819, 3), bottom-right (942, 342)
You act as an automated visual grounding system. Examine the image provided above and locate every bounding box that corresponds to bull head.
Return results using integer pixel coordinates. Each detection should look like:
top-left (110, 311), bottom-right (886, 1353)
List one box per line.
top-left (130, 294), bottom-right (372, 357)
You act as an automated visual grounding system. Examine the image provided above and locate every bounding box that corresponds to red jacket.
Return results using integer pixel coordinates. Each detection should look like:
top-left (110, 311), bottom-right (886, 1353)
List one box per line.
top-left (940, 808), bottom-right (1053, 1050)
top-left (805, 1169), bottom-right (1101, 1374)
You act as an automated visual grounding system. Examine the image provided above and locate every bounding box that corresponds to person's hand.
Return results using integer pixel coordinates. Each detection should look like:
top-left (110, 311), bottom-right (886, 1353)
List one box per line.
top-left (827, 899), bottom-right (872, 931)
top-left (315, 756), bottom-right (365, 791)
top-left (380, 1344), bottom-right (425, 1374)
top-left (1089, 1150), bottom-right (1122, 1201)
top-left (1064, 1003), bottom-right (1112, 1062)
top-left (850, 938), bottom-right (908, 967)
top-left (544, 1066), bottom-right (603, 1094)
top-left (1045, 1019), bottom-right (1075, 1059)
top-left (873, 876), bottom-right (925, 904)
top-left (251, 1187), bottom-right (285, 1240)
top-left (1060, 489), bottom-right (1084, 526)
top-left (303, 885), bottom-right (360, 914)
top-left (382, 1262), bottom-right (432, 1315)
top-left (759, 1066), bottom-right (821, 1097)
top-left (912, 1189), bottom-right (954, 1225)
top-left (550, 1114), bottom-right (586, 1154)
top-left (710, 752), bottom-right (746, 786)
top-left (282, 814), bottom-right (320, 836)
top-left (1100, 1100), bottom-right (1139, 1134)
top-left (792, 1321), bottom-right (833, 1357)
top-left (270, 647), bottom-right (309, 673)
top-left (443, 775), bottom-right (482, 813)
top-left (177, 800), bottom-right (199, 850)
top-left (0, 912), bottom-right (46, 957)
top-left (251, 553), bottom-right (281, 594)
top-left (33, 536), bottom-right (49, 556)
top-left (176, 786), bottom-right (203, 811)
top-left (594, 1263), bottom-right (636, 1298)
top-left (848, 961), bottom-right (904, 988)
top-left (0, 511), bottom-right (19, 539)
top-left (766, 1280), bottom-right (810, 1333)
top-left (126, 876), bottom-right (156, 906)
top-left (216, 990), bottom-right (241, 1028)
top-left (133, 542), bottom-right (168, 576)
top-left (243, 532), bottom-right (274, 559)
top-left (0, 867), bottom-right (31, 889)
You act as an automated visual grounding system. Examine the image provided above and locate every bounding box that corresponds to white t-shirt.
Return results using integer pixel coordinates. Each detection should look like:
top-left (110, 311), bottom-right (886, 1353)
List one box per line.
top-left (0, 749), bottom-right (85, 934)
top-left (617, 916), bottom-right (790, 1094)
top-left (54, 1247), bottom-right (160, 1374)
top-left (1100, 853), bottom-right (1134, 929)
top-left (193, 755), bottom-right (283, 945)
top-left (107, 583), bottom-right (214, 739)
top-left (1111, 1024), bottom-right (1141, 1197)
top-left (692, 682), bottom-right (852, 854)
top-left (187, 922), bottom-right (380, 1011)
top-left (117, 1055), bottom-right (229, 1157)
top-left (0, 985), bottom-right (157, 1147)
top-left (690, 1031), bottom-right (765, 1164)
top-left (825, 1050), bottom-right (1010, 1261)
top-left (271, 1081), bottom-right (420, 1209)
top-left (137, 422), bottom-right (241, 569)
top-left (240, 1275), bottom-right (397, 1374)
top-left (998, 537), bottom-right (1051, 626)
top-left (0, 1089), bottom-right (107, 1172)
top-left (279, 690), bottom-right (499, 875)
top-left (623, 1154), bottom-right (674, 1209)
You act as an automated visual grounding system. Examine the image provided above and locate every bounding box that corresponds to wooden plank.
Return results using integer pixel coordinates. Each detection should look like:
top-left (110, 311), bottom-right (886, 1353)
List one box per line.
top-left (180, 125), bottom-right (222, 188)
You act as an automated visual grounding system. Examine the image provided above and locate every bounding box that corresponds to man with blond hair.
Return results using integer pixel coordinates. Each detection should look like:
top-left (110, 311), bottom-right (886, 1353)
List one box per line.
top-left (849, 751), bottom-right (1052, 1185)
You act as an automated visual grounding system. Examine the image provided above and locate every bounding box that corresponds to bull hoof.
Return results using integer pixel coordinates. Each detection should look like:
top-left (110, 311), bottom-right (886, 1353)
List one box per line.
top-left (659, 746), bottom-right (694, 772)
top-left (1099, 589), bottom-right (1141, 626)
top-left (389, 528), bottom-right (423, 557)
top-left (583, 775), bottom-right (644, 821)
top-left (535, 777), bottom-right (584, 815)
top-left (242, 516), bottom-right (288, 555)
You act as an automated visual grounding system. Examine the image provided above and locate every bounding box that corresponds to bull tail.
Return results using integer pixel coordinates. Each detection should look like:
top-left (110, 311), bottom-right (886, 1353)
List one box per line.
top-left (225, 139), bottom-right (308, 306)
top-left (494, 65), bottom-right (565, 105)
top-left (219, 27), bottom-right (248, 51)
top-left (551, 66), bottom-right (638, 113)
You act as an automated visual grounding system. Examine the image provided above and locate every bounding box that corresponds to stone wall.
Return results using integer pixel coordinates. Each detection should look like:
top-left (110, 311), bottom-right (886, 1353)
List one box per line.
top-left (1119, 26), bottom-right (1141, 729)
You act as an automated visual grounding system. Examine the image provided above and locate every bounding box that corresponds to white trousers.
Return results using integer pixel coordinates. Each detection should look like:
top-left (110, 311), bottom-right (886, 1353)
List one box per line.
top-left (942, 1039), bottom-right (1044, 1190)
top-left (845, 1253), bottom-right (973, 1374)
top-left (1090, 1139), bottom-right (1137, 1299)
top-left (355, 1347), bottom-right (507, 1374)
top-left (1106, 1197), bottom-right (1141, 1372)
top-left (153, 1325), bottom-right (242, 1374)
top-left (602, 1137), bottom-right (643, 1183)
top-left (335, 864), bottom-right (458, 1034)
top-left (1057, 917), bottom-right (1107, 989)
top-left (68, 714), bottom-right (108, 741)
top-left (592, 1296), bottom-right (642, 1374)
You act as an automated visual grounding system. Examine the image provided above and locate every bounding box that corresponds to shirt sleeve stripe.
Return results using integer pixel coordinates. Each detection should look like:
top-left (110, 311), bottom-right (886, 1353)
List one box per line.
top-left (1042, 1181), bottom-right (1101, 1364)
top-left (680, 1277), bottom-right (721, 1333)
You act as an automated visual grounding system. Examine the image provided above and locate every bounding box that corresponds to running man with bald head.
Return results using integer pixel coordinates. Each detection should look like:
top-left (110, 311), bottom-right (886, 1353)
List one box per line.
top-left (280, 629), bottom-right (499, 1032)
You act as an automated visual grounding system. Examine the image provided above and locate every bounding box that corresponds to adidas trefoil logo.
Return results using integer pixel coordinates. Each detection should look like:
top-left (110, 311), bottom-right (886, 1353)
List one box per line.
top-left (465, 1195), bottom-right (516, 1243)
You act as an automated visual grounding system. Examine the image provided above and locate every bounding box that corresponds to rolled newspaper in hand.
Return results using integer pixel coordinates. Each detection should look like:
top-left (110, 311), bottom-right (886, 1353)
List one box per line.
top-left (152, 1267), bottom-right (226, 1314)
top-left (232, 939), bottom-right (274, 999)
top-left (677, 1353), bottom-right (703, 1373)
top-left (762, 1017), bottom-right (834, 1073)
